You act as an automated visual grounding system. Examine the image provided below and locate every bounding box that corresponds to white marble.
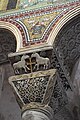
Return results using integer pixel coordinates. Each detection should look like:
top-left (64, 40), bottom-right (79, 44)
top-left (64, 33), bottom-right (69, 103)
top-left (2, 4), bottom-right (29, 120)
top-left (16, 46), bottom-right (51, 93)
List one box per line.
top-left (22, 110), bottom-right (51, 120)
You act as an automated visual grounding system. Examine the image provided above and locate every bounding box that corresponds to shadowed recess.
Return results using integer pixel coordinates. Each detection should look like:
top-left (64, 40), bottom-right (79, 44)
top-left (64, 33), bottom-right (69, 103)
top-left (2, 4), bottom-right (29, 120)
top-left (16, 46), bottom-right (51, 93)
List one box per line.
top-left (0, 28), bottom-right (16, 64)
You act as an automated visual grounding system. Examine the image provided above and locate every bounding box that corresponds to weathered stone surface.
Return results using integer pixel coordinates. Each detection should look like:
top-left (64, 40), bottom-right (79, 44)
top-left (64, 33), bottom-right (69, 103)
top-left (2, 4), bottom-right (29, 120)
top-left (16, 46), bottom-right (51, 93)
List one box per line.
top-left (0, 63), bottom-right (22, 120)
top-left (0, 65), bottom-right (5, 98)
top-left (54, 106), bottom-right (73, 120)
top-left (50, 14), bottom-right (80, 120)
top-left (0, 113), bottom-right (5, 120)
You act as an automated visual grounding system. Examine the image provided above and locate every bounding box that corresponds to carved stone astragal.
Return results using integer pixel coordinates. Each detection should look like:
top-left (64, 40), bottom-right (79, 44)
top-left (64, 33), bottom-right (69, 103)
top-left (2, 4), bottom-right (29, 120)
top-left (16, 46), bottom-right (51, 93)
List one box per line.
top-left (31, 53), bottom-right (50, 70)
top-left (13, 55), bottom-right (30, 74)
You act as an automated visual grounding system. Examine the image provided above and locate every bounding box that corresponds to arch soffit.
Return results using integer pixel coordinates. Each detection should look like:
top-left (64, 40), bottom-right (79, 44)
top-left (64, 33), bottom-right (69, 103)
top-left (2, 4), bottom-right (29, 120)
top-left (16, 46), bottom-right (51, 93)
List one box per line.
top-left (47, 6), bottom-right (80, 46)
top-left (0, 21), bottom-right (23, 52)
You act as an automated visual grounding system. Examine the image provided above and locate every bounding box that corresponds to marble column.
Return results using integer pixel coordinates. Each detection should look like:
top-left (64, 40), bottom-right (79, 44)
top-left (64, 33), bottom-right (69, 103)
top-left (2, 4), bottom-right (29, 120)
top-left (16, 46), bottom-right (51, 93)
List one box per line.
top-left (22, 103), bottom-right (54, 120)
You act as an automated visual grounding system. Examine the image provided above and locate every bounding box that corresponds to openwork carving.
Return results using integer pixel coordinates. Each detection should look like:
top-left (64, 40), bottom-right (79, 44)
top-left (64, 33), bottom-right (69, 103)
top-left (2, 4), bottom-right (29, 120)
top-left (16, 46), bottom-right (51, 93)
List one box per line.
top-left (13, 76), bottom-right (49, 103)
top-left (9, 69), bottom-right (56, 106)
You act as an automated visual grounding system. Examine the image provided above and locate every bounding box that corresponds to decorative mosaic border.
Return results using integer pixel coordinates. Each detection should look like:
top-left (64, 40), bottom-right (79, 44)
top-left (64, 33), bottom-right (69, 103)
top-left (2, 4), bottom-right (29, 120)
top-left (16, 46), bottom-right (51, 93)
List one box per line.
top-left (0, 1), bottom-right (79, 47)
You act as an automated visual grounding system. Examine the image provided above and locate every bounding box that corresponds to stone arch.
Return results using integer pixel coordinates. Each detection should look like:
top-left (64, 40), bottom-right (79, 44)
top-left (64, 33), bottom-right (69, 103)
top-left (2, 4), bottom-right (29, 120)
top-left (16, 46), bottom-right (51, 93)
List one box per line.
top-left (47, 5), bottom-right (80, 46)
top-left (0, 27), bottom-right (22, 120)
top-left (49, 9), bottom-right (80, 117)
top-left (52, 12), bottom-right (80, 77)
top-left (0, 21), bottom-right (23, 52)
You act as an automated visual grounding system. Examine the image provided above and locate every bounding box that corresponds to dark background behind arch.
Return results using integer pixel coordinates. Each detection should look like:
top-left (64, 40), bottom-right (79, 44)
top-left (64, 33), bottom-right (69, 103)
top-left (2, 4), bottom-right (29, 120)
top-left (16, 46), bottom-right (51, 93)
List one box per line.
top-left (0, 28), bottom-right (16, 64)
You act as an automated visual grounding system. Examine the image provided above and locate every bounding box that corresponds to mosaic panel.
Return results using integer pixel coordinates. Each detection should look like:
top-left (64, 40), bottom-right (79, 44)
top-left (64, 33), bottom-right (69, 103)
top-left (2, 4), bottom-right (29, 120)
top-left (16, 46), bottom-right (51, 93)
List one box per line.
top-left (0, 1), bottom-right (79, 47)
top-left (21, 11), bottom-right (60, 41)
top-left (16, 0), bottom-right (79, 10)
top-left (0, 0), bottom-right (8, 11)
